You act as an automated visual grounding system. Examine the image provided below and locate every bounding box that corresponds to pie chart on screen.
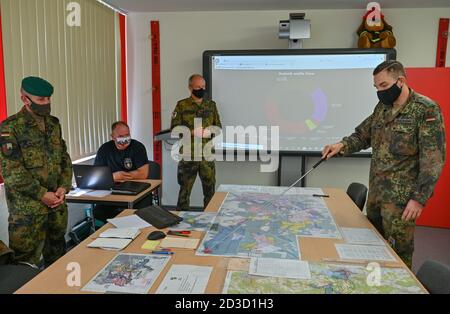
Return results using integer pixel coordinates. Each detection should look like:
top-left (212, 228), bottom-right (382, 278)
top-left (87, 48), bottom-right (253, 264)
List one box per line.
top-left (265, 87), bottom-right (328, 134)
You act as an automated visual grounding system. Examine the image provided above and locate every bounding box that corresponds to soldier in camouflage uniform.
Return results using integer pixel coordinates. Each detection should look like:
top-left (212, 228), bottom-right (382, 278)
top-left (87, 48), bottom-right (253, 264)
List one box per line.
top-left (323, 61), bottom-right (446, 268)
top-left (171, 74), bottom-right (222, 211)
top-left (0, 76), bottom-right (72, 267)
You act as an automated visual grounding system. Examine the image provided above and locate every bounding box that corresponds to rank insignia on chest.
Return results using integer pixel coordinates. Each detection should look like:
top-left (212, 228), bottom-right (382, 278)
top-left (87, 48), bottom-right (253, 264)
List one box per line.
top-left (395, 118), bottom-right (414, 124)
top-left (124, 157), bottom-right (133, 170)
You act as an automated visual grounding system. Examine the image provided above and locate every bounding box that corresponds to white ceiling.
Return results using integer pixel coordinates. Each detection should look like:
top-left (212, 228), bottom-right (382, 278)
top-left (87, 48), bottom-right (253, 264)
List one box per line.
top-left (102, 0), bottom-right (450, 13)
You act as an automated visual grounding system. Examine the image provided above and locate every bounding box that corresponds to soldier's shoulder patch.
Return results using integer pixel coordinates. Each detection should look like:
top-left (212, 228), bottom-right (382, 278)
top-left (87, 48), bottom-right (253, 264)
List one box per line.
top-left (172, 111), bottom-right (178, 119)
top-left (424, 110), bottom-right (438, 122)
top-left (0, 121), bottom-right (14, 137)
top-left (423, 103), bottom-right (442, 122)
top-left (0, 141), bottom-right (18, 158)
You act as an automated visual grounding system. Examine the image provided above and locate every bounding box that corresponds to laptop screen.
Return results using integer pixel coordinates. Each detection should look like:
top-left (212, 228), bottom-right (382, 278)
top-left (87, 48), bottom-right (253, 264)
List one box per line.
top-left (73, 165), bottom-right (115, 190)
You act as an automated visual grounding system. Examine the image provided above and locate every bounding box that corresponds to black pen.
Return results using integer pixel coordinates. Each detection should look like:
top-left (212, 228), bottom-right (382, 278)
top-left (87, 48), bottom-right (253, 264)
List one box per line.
top-left (312, 194), bottom-right (329, 198)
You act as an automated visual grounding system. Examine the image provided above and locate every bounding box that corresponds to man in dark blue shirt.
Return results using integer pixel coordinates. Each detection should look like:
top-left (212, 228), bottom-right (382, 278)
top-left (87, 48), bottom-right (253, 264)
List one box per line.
top-left (93, 121), bottom-right (151, 222)
top-left (95, 121), bottom-right (149, 180)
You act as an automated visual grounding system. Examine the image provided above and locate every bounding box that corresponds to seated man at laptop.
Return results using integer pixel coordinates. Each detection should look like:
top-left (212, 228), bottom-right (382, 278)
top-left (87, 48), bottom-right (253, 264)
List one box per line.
top-left (93, 121), bottom-right (151, 223)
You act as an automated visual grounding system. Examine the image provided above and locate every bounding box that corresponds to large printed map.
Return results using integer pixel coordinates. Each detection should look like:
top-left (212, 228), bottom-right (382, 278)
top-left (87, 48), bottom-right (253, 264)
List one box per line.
top-left (223, 263), bottom-right (424, 294)
top-left (197, 187), bottom-right (341, 259)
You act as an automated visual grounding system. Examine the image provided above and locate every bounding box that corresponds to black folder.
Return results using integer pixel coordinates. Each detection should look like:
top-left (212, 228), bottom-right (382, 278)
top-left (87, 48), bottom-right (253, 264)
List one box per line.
top-left (135, 205), bottom-right (183, 229)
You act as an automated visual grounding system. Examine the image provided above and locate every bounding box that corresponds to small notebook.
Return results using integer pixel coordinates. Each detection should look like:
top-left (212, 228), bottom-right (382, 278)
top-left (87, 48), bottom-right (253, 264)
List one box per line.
top-left (88, 238), bottom-right (133, 251)
top-left (99, 227), bottom-right (141, 240)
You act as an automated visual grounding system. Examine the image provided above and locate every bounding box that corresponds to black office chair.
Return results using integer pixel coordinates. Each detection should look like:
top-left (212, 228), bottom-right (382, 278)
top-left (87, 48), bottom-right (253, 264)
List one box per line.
top-left (346, 182), bottom-right (368, 211)
top-left (0, 264), bottom-right (41, 294)
top-left (0, 241), bottom-right (41, 294)
top-left (148, 160), bottom-right (161, 205)
top-left (148, 160), bottom-right (161, 180)
top-left (416, 260), bottom-right (450, 294)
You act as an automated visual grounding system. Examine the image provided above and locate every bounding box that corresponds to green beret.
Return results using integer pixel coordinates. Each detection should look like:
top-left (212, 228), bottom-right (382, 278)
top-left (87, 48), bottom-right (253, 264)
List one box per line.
top-left (21, 76), bottom-right (54, 97)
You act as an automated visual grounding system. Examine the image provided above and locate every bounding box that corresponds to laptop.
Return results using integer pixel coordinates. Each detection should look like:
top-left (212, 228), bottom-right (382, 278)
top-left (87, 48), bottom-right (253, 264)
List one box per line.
top-left (73, 165), bottom-right (151, 195)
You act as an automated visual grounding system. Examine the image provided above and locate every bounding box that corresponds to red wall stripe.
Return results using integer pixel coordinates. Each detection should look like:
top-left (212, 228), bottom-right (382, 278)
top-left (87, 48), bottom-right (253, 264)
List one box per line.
top-left (0, 8), bottom-right (8, 121)
top-left (0, 9), bottom-right (6, 184)
top-left (119, 14), bottom-right (127, 123)
top-left (150, 21), bottom-right (162, 169)
top-left (436, 18), bottom-right (449, 67)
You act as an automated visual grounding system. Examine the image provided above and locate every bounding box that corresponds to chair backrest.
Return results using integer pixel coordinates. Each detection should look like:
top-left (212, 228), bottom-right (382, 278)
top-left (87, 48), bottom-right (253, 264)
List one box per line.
top-left (416, 260), bottom-right (450, 294)
top-left (148, 160), bottom-right (161, 180)
top-left (0, 265), bottom-right (41, 294)
top-left (346, 182), bottom-right (368, 211)
top-left (0, 240), bottom-right (14, 265)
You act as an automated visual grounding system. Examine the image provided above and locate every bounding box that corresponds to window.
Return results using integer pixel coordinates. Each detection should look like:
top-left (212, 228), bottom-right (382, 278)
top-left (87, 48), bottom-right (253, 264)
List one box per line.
top-left (1, 0), bottom-right (121, 160)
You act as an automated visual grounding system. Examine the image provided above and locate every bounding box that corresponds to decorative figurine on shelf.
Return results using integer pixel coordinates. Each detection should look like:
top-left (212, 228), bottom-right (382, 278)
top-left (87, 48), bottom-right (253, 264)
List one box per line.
top-left (357, 6), bottom-right (396, 49)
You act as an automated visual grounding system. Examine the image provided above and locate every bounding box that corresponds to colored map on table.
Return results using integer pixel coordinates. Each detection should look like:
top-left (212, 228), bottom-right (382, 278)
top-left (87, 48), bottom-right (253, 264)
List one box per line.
top-left (197, 189), bottom-right (340, 259)
top-left (170, 211), bottom-right (217, 232)
top-left (223, 262), bottom-right (424, 294)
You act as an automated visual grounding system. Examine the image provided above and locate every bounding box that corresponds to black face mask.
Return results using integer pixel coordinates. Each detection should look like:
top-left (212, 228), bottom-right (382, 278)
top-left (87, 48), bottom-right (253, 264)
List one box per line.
top-left (192, 88), bottom-right (206, 99)
top-left (27, 96), bottom-right (51, 116)
top-left (377, 80), bottom-right (402, 106)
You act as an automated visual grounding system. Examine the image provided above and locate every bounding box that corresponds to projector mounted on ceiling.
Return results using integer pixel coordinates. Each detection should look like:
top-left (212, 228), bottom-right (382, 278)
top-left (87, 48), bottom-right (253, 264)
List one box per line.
top-left (279, 13), bottom-right (311, 49)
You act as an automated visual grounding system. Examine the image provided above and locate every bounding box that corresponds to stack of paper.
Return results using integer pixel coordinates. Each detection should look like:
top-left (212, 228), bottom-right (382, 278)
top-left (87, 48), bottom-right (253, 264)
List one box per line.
top-left (69, 189), bottom-right (112, 197)
top-left (340, 227), bottom-right (385, 246)
top-left (99, 227), bottom-right (141, 240)
top-left (334, 243), bottom-right (397, 262)
top-left (89, 227), bottom-right (141, 251)
top-left (68, 188), bottom-right (91, 197)
top-left (160, 237), bottom-right (200, 249)
top-left (249, 258), bottom-right (311, 279)
top-left (88, 238), bottom-right (132, 251)
top-left (107, 215), bottom-right (151, 229)
top-left (156, 265), bottom-right (213, 294)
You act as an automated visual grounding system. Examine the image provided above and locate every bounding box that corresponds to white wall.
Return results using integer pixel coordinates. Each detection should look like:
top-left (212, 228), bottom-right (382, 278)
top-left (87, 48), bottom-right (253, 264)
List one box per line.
top-left (126, 8), bottom-right (450, 207)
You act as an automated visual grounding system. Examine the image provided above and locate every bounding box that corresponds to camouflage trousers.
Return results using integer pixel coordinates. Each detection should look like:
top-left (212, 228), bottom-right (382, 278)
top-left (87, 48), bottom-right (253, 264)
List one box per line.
top-left (8, 208), bottom-right (68, 267)
top-left (177, 160), bottom-right (216, 211)
top-left (366, 202), bottom-right (415, 268)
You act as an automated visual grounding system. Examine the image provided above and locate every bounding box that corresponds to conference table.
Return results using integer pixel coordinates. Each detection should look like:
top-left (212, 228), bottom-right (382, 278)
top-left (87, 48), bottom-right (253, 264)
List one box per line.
top-left (16, 187), bottom-right (427, 294)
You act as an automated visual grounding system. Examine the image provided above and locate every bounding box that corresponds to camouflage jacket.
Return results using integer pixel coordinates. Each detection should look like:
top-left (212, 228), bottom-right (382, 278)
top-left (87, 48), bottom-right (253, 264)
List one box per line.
top-left (0, 106), bottom-right (73, 215)
top-left (341, 89), bottom-right (446, 207)
top-left (170, 97), bottom-right (222, 159)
